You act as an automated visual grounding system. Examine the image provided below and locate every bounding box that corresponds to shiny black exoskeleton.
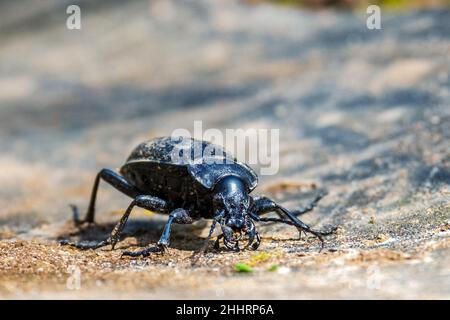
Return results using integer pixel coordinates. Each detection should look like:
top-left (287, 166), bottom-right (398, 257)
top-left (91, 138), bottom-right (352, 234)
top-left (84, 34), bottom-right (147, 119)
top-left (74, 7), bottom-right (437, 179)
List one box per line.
top-left (61, 137), bottom-right (335, 257)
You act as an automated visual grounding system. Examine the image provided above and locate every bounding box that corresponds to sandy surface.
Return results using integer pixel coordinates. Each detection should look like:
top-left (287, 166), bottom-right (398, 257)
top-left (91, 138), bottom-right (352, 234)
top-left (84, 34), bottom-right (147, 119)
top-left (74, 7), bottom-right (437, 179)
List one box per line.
top-left (0, 0), bottom-right (449, 299)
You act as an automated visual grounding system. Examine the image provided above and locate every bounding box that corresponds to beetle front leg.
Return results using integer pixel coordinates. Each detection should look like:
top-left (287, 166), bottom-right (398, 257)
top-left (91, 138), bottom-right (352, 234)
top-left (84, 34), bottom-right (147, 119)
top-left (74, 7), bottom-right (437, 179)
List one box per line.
top-left (250, 196), bottom-right (336, 250)
top-left (61, 195), bottom-right (167, 251)
top-left (122, 208), bottom-right (193, 257)
top-left (252, 191), bottom-right (326, 219)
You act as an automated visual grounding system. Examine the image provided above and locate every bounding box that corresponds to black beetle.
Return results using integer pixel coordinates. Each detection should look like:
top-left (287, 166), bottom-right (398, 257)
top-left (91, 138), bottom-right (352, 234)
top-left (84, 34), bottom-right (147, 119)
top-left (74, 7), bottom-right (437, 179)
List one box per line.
top-left (61, 136), bottom-right (335, 257)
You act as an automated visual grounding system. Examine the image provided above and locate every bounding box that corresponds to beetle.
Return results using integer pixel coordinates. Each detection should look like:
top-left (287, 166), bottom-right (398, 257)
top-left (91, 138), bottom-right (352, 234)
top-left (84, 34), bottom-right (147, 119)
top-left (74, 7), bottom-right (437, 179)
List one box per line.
top-left (61, 136), bottom-right (335, 257)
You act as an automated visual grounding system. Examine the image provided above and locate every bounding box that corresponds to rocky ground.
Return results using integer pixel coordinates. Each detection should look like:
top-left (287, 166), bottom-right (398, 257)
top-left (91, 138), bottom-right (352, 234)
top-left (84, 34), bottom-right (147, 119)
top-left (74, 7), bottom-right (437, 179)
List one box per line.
top-left (0, 0), bottom-right (449, 299)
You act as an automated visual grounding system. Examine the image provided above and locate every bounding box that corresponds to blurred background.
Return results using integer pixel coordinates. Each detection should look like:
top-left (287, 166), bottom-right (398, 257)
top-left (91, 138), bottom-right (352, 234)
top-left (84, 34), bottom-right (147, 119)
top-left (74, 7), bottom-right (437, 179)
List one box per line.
top-left (0, 0), bottom-right (449, 299)
top-left (258, 0), bottom-right (450, 9)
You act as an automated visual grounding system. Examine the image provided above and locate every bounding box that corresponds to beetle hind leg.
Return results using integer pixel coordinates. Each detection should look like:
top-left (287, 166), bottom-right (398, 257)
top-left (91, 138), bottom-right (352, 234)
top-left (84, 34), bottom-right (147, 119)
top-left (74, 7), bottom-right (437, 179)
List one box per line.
top-left (75, 168), bottom-right (141, 226)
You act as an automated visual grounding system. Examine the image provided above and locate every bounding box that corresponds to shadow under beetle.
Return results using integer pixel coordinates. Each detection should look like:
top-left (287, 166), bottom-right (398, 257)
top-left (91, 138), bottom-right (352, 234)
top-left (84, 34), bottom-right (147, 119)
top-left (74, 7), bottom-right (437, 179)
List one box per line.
top-left (61, 137), bottom-right (335, 257)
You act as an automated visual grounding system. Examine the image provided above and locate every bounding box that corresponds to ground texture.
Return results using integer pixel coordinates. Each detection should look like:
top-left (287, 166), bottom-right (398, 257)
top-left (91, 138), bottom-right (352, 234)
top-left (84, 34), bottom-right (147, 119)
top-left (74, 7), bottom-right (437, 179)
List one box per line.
top-left (0, 0), bottom-right (449, 299)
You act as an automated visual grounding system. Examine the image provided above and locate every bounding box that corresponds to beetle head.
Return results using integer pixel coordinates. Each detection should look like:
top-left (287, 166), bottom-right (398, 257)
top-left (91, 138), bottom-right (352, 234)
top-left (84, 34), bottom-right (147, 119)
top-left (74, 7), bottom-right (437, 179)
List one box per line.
top-left (213, 176), bottom-right (257, 251)
top-left (213, 176), bottom-right (249, 227)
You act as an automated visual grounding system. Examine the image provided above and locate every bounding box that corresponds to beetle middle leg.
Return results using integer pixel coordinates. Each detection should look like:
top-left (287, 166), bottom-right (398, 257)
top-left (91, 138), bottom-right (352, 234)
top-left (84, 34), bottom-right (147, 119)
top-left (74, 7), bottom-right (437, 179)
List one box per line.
top-left (61, 195), bottom-right (167, 250)
top-left (122, 208), bottom-right (193, 257)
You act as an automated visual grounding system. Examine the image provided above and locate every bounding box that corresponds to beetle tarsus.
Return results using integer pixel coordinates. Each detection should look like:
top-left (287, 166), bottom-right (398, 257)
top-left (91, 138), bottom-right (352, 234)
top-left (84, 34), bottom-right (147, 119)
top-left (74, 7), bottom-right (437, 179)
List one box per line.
top-left (157, 241), bottom-right (169, 254)
top-left (251, 232), bottom-right (261, 250)
top-left (71, 204), bottom-right (88, 227)
top-left (121, 245), bottom-right (163, 258)
top-left (60, 239), bottom-right (110, 250)
top-left (71, 204), bottom-right (97, 229)
top-left (70, 204), bottom-right (80, 224)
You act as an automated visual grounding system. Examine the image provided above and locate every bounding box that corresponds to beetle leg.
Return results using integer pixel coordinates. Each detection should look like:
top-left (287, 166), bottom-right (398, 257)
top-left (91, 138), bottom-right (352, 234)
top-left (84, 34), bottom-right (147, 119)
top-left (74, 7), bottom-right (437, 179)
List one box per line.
top-left (252, 231), bottom-right (261, 250)
top-left (75, 168), bottom-right (141, 225)
top-left (252, 191), bottom-right (326, 219)
top-left (250, 197), bottom-right (336, 251)
top-left (157, 208), bottom-right (193, 249)
top-left (122, 208), bottom-right (192, 258)
top-left (121, 246), bottom-right (163, 257)
top-left (62, 195), bottom-right (167, 251)
top-left (243, 218), bottom-right (260, 250)
top-left (59, 239), bottom-right (110, 250)
top-left (291, 191), bottom-right (327, 216)
top-left (213, 234), bottom-right (223, 251)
